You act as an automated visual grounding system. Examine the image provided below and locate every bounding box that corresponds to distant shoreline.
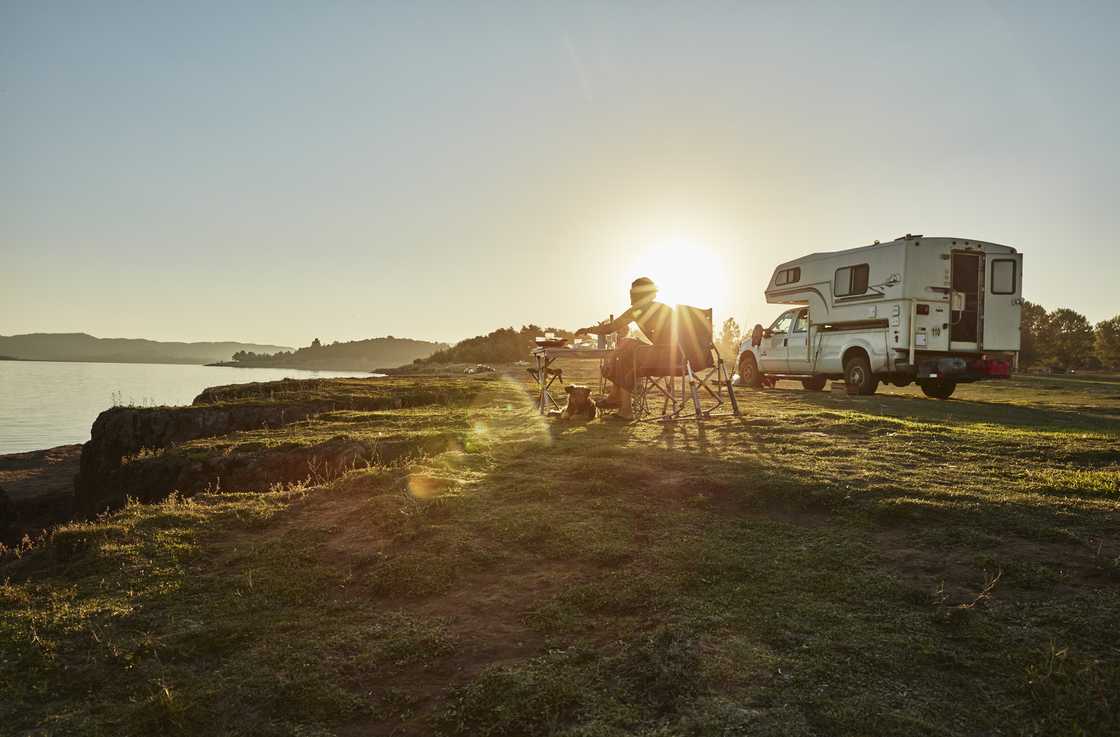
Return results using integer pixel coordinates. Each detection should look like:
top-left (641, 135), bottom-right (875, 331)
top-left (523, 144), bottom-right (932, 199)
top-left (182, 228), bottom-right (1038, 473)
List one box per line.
top-left (0, 357), bottom-right (383, 372)
top-left (0, 356), bottom-right (219, 366)
top-left (208, 361), bottom-right (384, 373)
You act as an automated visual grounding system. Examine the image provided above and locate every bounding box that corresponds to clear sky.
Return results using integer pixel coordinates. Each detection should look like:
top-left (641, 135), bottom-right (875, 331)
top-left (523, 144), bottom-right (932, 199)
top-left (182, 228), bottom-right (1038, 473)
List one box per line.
top-left (3, 1), bottom-right (1117, 347)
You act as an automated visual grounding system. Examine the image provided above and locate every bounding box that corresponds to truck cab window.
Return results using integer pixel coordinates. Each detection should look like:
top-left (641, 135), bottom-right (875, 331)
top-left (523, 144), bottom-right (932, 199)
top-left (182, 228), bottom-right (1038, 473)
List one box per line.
top-left (834, 264), bottom-right (870, 297)
top-left (791, 309), bottom-right (808, 333)
top-left (770, 311), bottom-right (795, 334)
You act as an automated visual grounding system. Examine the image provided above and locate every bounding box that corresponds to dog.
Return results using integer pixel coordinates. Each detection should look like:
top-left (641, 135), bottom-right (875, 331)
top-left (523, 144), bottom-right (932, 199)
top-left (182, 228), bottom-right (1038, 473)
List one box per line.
top-left (549, 384), bottom-right (597, 420)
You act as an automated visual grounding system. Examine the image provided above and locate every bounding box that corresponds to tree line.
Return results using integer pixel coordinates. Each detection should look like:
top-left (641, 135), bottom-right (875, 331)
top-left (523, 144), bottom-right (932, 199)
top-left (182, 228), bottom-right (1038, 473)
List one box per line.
top-left (415, 325), bottom-right (573, 365)
top-left (229, 336), bottom-right (449, 369)
top-left (1021, 302), bottom-right (1119, 370)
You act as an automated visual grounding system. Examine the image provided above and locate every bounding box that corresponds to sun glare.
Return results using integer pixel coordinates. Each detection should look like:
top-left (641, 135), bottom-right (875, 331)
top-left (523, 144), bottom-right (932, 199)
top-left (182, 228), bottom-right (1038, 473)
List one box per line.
top-left (627, 239), bottom-right (728, 310)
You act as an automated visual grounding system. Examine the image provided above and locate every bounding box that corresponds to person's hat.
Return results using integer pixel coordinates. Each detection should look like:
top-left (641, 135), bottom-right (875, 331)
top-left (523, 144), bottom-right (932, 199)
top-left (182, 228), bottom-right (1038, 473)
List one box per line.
top-left (630, 277), bottom-right (658, 305)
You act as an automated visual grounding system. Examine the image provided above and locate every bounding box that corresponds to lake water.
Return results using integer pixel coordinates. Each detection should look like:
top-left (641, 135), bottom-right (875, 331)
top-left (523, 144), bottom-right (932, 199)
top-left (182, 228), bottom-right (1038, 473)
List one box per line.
top-left (0, 361), bottom-right (379, 455)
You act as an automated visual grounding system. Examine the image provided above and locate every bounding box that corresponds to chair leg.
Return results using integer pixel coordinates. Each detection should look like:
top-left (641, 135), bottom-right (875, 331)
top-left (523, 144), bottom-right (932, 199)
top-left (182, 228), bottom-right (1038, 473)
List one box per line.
top-left (633, 377), bottom-right (657, 420)
top-left (686, 360), bottom-right (703, 420)
top-left (708, 349), bottom-right (740, 417)
top-left (723, 360), bottom-right (741, 416)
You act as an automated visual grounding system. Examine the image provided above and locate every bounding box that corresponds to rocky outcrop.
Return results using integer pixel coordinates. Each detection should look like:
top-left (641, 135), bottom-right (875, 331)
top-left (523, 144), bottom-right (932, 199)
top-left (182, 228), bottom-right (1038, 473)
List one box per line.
top-left (77, 431), bottom-right (461, 514)
top-left (191, 377), bottom-right (473, 409)
top-left (74, 404), bottom-right (322, 516)
top-left (0, 445), bottom-right (81, 546)
top-left (73, 377), bottom-right (482, 518)
top-left (0, 486), bottom-right (10, 542)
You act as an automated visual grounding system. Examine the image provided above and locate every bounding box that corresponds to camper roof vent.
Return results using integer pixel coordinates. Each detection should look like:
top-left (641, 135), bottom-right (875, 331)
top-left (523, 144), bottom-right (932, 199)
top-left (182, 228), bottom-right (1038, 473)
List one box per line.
top-left (900, 233), bottom-right (924, 240)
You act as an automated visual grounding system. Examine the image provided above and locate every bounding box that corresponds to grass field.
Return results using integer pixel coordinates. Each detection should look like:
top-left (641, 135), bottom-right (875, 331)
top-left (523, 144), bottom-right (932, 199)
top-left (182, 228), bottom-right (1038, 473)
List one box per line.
top-left (2, 368), bottom-right (1118, 736)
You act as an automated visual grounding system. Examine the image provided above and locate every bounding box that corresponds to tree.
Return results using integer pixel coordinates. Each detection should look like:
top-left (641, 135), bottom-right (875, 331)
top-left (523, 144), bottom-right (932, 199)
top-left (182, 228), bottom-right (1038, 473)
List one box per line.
top-left (1048, 308), bottom-right (1095, 369)
top-left (1019, 300), bottom-right (1050, 367)
top-left (719, 317), bottom-right (741, 358)
top-left (1096, 315), bottom-right (1120, 369)
top-left (311, 338), bottom-right (322, 349)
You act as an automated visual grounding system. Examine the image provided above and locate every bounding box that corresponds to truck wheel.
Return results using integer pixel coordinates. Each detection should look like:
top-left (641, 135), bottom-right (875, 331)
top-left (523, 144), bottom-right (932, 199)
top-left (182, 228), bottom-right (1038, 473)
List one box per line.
top-left (919, 379), bottom-right (956, 400)
top-left (843, 354), bottom-right (879, 395)
top-left (801, 376), bottom-right (827, 391)
top-left (738, 354), bottom-right (762, 388)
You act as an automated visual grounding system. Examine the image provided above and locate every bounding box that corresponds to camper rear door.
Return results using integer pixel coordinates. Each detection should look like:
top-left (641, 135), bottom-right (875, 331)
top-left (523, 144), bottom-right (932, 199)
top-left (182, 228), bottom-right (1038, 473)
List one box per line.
top-left (983, 253), bottom-right (1023, 351)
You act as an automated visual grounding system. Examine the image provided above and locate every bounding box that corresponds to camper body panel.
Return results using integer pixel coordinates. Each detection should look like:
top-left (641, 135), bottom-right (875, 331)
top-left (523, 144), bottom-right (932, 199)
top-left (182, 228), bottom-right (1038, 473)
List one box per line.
top-left (739, 236), bottom-right (1021, 393)
top-left (805, 325), bottom-right (892, 374)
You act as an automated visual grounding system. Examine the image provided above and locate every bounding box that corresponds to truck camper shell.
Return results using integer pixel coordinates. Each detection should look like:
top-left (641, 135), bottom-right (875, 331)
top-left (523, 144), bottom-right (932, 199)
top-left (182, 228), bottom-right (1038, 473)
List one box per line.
top-left (738, 235), bottom-right (1022, 399)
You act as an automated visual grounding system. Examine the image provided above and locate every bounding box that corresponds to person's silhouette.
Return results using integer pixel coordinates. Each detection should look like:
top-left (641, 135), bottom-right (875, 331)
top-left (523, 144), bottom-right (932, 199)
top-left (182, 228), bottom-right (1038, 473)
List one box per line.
top-left (575, 277), bottom-right (673, 420)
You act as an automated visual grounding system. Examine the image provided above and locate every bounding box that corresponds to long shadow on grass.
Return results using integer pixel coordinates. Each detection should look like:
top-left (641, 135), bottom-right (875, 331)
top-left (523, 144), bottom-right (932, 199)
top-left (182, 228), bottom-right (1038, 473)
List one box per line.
top-left (427, 410), bottom-right (1120, 737)
top-left (739, 385), bottom-right (1120, 436)
top-left (550, 417), bottom-right (1119, 541)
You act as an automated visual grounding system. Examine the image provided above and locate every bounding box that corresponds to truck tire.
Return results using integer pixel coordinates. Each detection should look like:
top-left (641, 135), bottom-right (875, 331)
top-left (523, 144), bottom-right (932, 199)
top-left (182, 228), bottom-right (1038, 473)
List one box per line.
top-left (843, 353), bottom-right (879, 395)
top-left (801, 376), bottom-right (827, 391)
top-left (919, 379), bottom-right (956, 400)
top-left (738, 354), bottom-right (762, 388)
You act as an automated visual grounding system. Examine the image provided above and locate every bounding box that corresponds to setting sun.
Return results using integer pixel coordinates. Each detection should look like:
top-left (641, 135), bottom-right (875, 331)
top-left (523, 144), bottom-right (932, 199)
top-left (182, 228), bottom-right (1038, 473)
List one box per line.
top-left (626, 238), bottom-right (729, 310)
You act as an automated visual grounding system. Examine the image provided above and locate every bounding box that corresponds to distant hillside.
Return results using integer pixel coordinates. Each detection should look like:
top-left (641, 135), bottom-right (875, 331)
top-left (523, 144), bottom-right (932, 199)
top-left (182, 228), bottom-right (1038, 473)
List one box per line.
top-left (226, 336), bottom-right (449, 371)
top-left (0, 333), bottom-right (292, 366)
top-left (414, 325), bottom-right (573, 365)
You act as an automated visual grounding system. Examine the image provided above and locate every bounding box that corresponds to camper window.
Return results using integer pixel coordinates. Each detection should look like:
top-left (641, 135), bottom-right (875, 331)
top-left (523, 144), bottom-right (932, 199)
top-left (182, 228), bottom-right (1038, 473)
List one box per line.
top-left (834, 264), bottom-right (870, 297)
top-left (775, 267), bottom-right (801, 286)
top-left (991, 259), bottom-right (1017, 294)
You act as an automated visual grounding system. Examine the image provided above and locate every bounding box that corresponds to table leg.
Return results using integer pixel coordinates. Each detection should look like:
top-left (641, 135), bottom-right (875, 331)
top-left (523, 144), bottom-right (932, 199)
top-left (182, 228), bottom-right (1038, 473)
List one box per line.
top-left (537, 355), bottom-right (546, 414)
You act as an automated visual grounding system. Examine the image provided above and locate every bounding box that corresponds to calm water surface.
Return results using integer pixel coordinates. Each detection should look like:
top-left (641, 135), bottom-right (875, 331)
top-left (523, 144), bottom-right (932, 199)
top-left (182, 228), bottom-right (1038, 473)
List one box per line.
top-left (0, 361), bottom-right (379, 455)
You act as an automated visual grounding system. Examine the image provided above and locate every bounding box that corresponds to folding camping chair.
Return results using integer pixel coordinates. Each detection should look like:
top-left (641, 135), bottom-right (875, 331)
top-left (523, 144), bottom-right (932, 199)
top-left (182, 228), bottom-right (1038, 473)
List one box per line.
top-left (631, 306), bottom-right (740, 422)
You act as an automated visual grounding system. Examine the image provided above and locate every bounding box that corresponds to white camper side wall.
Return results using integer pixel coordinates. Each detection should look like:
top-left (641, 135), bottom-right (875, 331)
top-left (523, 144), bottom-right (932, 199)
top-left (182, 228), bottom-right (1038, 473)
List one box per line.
top-left (765, 242), bottom-right (908, 324)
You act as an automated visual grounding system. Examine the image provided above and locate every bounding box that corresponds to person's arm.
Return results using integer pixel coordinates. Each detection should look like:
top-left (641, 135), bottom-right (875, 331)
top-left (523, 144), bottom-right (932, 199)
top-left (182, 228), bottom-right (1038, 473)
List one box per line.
top-left (576, 307), bottom-right (635, 336)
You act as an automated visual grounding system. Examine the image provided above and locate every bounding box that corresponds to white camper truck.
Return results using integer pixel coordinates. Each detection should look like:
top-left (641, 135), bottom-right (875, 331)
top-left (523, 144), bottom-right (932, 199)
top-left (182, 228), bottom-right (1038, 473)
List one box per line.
top-left (736, 235), bottom-right (1022, 399)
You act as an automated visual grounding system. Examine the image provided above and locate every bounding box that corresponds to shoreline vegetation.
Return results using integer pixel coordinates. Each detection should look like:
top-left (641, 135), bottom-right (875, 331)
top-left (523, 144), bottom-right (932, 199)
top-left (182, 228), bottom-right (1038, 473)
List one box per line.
top-left (216, 336), bottom-right (449, 372)
top-left (414, 324), bottom-right (574, 365)
top-left (1, 368), bottom-right (1117, 735)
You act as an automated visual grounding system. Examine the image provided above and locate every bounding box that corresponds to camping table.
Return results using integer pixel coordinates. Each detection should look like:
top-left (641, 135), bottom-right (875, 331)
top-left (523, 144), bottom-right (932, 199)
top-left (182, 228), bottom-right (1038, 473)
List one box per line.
top-left (530, 347), bottom-right (613, 415)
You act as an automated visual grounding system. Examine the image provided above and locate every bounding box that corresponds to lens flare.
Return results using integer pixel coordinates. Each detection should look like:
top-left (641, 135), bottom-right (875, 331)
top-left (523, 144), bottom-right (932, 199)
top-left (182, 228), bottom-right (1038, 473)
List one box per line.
top-left (627, 238), bottom-right (728, 308)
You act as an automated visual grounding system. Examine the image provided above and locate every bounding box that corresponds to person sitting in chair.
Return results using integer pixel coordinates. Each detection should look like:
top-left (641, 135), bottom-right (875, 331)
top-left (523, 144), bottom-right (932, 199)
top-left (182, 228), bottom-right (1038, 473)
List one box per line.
top-left (575, 277), bottom-right (673, 420)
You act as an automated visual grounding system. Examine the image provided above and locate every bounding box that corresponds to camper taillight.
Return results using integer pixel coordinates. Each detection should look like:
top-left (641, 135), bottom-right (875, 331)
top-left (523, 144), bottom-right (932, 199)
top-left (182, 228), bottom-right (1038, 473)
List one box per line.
top-left (972, 358), bottom-right (1011, 378)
